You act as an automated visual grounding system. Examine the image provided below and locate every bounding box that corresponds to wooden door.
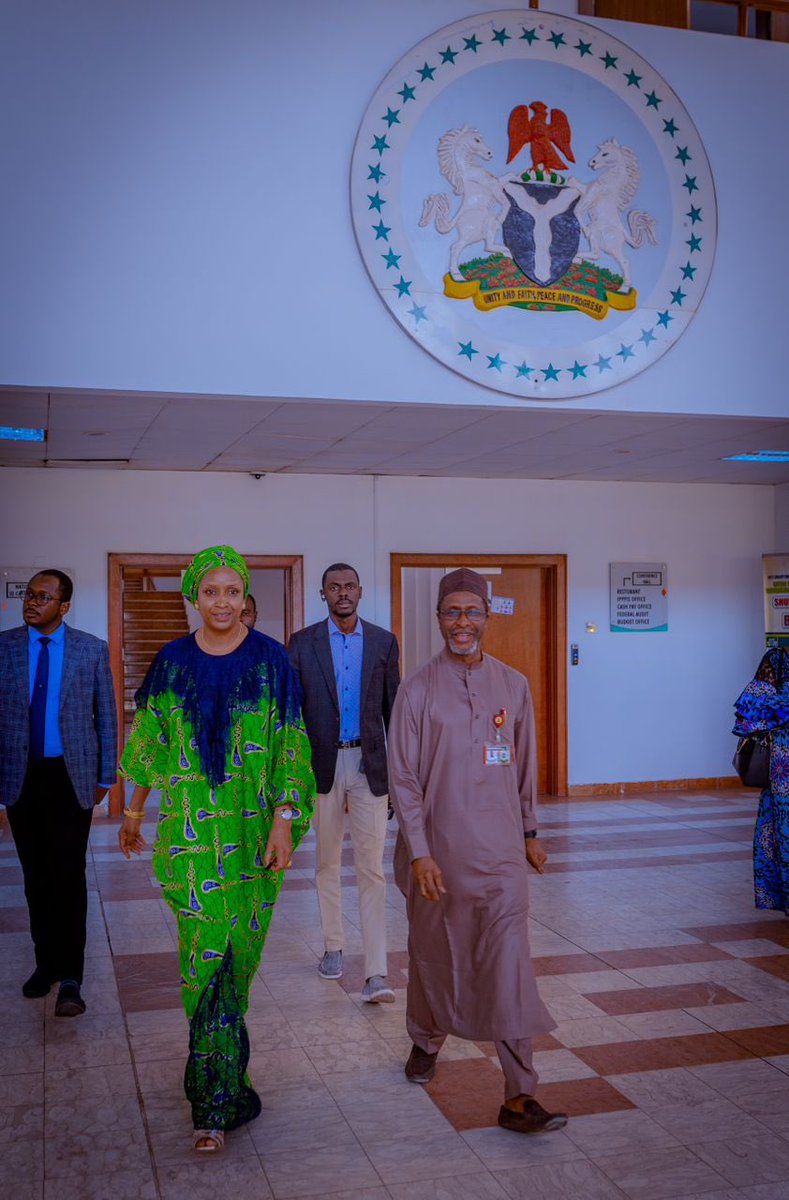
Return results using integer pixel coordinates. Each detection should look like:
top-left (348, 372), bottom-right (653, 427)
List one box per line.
top-left (392, 553), bottom-right (567, 795)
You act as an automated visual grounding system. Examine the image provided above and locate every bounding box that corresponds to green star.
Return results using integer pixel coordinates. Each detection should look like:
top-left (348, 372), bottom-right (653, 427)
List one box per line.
top-left (675, 146), bottom-right (691, 165)
top-left (372, 135), bottom-right (389, 154)
top-left (686, 234), bottom-right (702, 253)
top-left (645, 90), bottom-right (662, 109)
top-left (639, 328), bottom-right (656, 346)
top-left (520, 27), bottom-right (539, 44)
top-left (464, 34), bottom-right (481, 53)
top-left (625, 68), bottom-right (642, 87)
top-left (487, 353), bottom-right (506, 371)
top-left (458, 341), bottom-right (478, 360)
top-left (569, 361), bottom-right (587, 379)
top-left (515, 361), bottom-right (533, 378)
top-left (395, 276), bottom-right (412, 297)
top-left (397, 82), bottom-right (416, 103)
top-left (663, 118), bottom-right (679, 137)
top-left (670, 287), bottom-right (686, 306)
top-left (595, 355), bottom-right (612, 372)
top-left (372, 220), bottom-right (391, 241)
top-left (367, 192), bottom-right (385, 211)
top-left (492, 27), bottom-right (510, 45)
top-left (409, 304), bottom-right (427, 324)
top-left (575, 39), bottom-right (592, 57)
top-left (683, 175), bottom-right (698, 194)
top-left (549, 30), bottom-right (566, 48)
top-left (617, 343), bottom-right (635, 360)
top-left (681, 262), bottom-right (697, 280)
top-left (383, 107), bottom-right (400, 128)
top-left (542, 363), bottom-right (560, 382)
top-left (440, 45), bottom-right (458, 64)
top-left (382, 249), bottom-right (401, 270)
top-left (657, 310), bottom-right (673, 328)
top-left (418, 62), bottom-right (436, 81)
top-left (687, 205), bottom-right (702, 224)
top-left (600, 51), bottom-right (618, 69)
top-left (367, 164), bottom-right (385, 183)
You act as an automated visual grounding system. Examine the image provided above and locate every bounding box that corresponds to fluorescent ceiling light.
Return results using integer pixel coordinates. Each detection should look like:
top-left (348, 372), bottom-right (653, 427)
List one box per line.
top-left (0, 425), bottom-right (45, 442)
top-left (724, 451), bottom-right (789, 463)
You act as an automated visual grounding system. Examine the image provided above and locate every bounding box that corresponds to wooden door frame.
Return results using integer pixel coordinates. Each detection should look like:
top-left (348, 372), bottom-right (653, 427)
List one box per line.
top-left (107, 551), bottom-right (304, 816)
top-left (391, 552), bottom-right (567, 796)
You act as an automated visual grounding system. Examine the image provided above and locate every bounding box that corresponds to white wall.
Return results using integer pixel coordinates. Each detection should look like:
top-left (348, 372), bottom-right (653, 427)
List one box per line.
top-left (0, 466), bottom-right (772, 785)
top-left (775, 484), bottom-right (789, 550)
top-left (1, 0), bottom-right (788, 417)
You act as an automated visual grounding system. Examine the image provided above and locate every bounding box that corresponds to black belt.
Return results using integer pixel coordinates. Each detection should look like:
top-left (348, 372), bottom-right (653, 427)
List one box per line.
top-left (337, 738), bottom-right (362, 749)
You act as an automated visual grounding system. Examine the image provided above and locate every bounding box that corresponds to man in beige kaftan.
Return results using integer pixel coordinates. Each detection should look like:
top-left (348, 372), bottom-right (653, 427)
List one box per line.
top-left (388, 568), bottom-right (567, 1135)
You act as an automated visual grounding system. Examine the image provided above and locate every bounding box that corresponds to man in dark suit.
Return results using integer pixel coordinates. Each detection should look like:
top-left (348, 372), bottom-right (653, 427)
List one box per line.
top-left (0, 570), bottom-right (117, 1016)
top-left (288, 563), bottom-right (400, 1002)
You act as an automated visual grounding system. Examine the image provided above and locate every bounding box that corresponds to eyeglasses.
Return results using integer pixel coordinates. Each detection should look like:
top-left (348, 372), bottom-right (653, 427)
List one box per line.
top-left (23, 590), bottom-right (59, 605)
top-left (438, 606), bottom-right (487, 622)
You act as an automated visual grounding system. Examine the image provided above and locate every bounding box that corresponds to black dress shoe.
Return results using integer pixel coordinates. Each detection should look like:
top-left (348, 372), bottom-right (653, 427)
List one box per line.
top-left (55, 981), bottom-right (86, 1017)
top-left (22, 967), bottom-right (54, 999)
top-left (404, 1043), bottom-right (438, 1084)
top-left (498, 1097), bottom-right (568, 1135)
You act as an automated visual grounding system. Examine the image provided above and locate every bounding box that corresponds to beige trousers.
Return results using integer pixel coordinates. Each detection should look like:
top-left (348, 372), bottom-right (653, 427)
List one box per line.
top-left (315, 746), bottom-right (388, 980)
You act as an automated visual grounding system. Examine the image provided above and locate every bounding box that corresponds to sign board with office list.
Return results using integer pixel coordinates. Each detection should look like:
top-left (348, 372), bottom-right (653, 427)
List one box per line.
top-left (610, 563), bottom-right (668, 633)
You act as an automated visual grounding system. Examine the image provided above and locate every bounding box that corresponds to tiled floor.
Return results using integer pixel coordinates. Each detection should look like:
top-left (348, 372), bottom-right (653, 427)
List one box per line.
top-left (3, 789), bottom-right (789, 1199)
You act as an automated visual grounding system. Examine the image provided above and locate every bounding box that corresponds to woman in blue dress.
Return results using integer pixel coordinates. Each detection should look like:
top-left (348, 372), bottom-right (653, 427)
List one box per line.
top-left (734, 647), bottom-right (789, 911)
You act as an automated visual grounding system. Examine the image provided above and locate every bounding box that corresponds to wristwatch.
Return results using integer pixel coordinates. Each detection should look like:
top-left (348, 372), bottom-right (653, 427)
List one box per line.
top-left (524, 830), bottom-right (537, 839)
top-left (276, 806), bottom-right (297, 821)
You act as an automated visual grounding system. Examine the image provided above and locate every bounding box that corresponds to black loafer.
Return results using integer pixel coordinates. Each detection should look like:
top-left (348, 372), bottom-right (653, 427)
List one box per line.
top-left (405, 1044), bottom-right (438, 1084)
top-left (55, 981), bottom-right (86, 1017)
top-left (498, 1098), bottom-right (568, 1134)
top-left (22, 967), bottom-right (54, 999)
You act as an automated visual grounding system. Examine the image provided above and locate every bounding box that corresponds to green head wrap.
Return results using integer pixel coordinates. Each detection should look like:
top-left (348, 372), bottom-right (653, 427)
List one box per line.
top-left (181, 545), bottom-right (250, 605)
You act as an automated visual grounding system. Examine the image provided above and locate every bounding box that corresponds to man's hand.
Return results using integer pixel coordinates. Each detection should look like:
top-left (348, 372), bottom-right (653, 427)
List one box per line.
top-left (526, 838), bottom-right (548, 874)
top-left (412, 856), bottom-right (446, 902)
top-left (263, 818), bottom-right (293, 872)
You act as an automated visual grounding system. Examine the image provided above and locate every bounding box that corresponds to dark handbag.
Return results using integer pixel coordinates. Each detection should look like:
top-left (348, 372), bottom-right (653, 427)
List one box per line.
top-left (733, 734), bottom-right (771, 788)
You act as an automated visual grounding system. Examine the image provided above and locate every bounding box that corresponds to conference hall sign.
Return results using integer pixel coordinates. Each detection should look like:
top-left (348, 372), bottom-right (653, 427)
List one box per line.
top-left (350, 11), bottom-right (716, 400)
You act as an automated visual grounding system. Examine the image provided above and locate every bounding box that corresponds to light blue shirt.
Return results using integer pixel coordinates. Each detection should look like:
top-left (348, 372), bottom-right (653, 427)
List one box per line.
top-left (328, 617), bottom-right (363, 742)
top-left (28, 622), bottom-right (66, 758)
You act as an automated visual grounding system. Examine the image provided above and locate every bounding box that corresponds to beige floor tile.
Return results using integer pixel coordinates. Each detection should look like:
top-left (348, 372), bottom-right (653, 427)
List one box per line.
top-left (593, 1145), bottom-right (729, 1199)
top-left (493, 1158), bottom-right (629, 1198)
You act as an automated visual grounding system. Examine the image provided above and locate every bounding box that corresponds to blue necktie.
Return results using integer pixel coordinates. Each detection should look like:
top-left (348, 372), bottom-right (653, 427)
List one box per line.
top-left (29, 637), bottom-right (51, 760)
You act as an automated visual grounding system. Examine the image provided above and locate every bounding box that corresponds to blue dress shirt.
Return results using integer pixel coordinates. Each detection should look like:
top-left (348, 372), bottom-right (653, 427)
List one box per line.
top-left (328, 617), bottom-right (363, 742)
top-left (28, 622), bottom-right (66, 757)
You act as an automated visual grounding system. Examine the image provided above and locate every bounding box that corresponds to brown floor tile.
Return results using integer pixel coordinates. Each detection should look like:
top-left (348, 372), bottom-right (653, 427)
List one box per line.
top-left (535, 1076), bottom-right (636, 1118)
top-left (573, 1031), bottom-right (754, 1076)
top-left (584, 983), bottom-right (745, 1015)
top-left (114, 952), bottom-right (182, 1013)
top-left (548, 850), bottom-right (750, 874)
top-left (533, 953), bottom-right (606, 976)
top-left (0, 906), bottom-right (31, 934)
top-left (547, 828), bottom-right (735, 853)
top-left (596, 945), bottom-right (734, 968)
top-left (682, 920), bottom-right (789, 946)
top-left (425, 1055), bottom-right (505, 1130)
top-left (279, 877), bottom-right (316, 891)
top-left (723, 1023), bottom-right (789, 1056)
top-left (471, 1034), bottom-right (563, 1055)
top-left (745, 954), bottom-right (789, 982)
top-left (0, 866), bottom-right (25, 885)
top-left (336, 950), bottom-right (410, 993)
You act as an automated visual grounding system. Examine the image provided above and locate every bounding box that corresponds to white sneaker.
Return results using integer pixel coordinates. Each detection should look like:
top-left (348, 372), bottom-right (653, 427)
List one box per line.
top-left (361, 975), bottom-right (395, 1003)
top-left (318, 950), bottom-right (343, 979)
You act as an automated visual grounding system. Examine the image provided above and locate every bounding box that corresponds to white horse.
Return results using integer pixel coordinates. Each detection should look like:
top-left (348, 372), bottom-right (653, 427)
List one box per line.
top-left (419, 126), bottom-right (512, 280)
top-left (570, 139), bottom-right (657, 290)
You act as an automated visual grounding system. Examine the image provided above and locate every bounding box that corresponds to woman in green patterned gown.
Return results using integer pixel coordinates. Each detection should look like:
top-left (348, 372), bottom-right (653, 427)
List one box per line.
top-left (119, 546), bottom-right (314, 1152)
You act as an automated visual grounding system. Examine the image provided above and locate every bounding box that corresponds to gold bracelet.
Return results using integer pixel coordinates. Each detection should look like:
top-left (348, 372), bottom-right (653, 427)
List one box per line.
top-left (123, 808), bottom-right (146, 820)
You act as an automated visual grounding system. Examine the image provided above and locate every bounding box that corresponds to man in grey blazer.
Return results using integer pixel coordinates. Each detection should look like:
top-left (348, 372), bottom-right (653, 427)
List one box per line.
top-left (0, 570), bottom-right (117, 1016)
top-left (288, 563), bottom-right (400, 1002)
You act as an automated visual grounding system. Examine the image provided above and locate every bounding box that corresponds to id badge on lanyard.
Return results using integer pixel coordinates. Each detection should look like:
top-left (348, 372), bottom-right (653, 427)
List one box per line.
top-left (483, 707), bottom-right (512, 766)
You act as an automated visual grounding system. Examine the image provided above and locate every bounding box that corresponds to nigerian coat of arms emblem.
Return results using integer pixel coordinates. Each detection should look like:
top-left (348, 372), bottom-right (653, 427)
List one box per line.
top-left (350, 10), bottom-right (716, 400)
